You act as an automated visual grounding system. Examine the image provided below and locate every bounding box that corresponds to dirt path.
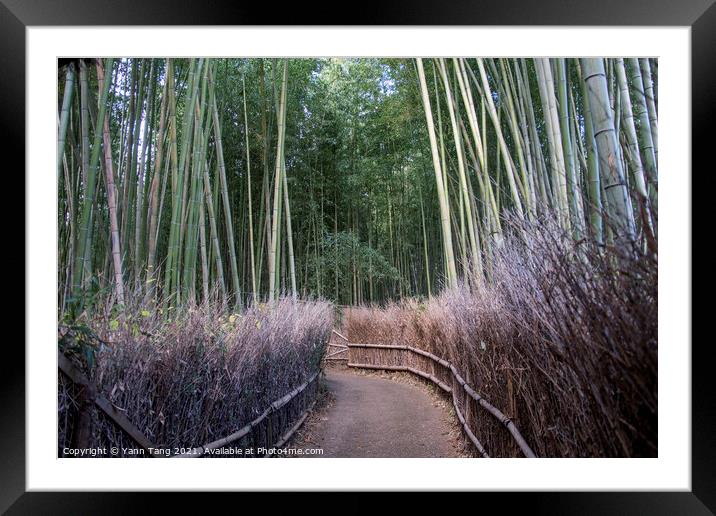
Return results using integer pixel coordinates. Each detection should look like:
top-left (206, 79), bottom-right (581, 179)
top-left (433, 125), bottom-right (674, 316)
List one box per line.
top-left (294, 369), bottom-right (460, 457)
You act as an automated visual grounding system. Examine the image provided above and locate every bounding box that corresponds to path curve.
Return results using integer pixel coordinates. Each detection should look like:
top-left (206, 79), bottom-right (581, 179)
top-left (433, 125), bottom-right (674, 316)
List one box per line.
top-left (297, 369), bottom-right (459, 457)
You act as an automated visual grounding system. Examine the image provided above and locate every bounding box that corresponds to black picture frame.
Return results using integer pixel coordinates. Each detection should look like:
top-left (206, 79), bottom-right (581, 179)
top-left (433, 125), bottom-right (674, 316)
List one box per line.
top-left (5, 0), bottom-right (711, 512)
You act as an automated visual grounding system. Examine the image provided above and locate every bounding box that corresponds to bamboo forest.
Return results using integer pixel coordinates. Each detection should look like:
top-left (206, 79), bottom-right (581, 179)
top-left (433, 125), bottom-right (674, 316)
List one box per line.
top-left (58, 58), bottom-right (658, 458)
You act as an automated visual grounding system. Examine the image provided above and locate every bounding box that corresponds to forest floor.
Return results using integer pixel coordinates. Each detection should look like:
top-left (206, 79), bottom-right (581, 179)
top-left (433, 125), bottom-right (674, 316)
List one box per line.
top-left (288, 367), bottom-right (465, 457)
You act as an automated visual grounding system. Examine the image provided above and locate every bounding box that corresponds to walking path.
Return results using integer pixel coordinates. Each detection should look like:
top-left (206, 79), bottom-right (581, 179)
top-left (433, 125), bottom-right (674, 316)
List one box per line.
top-left (294, 369), bottom-right (459, 457)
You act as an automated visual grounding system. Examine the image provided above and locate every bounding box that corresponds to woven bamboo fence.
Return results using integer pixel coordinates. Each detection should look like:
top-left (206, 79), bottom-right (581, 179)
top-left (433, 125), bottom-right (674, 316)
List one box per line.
top-left (339, 333), bottom-right (536, 458)
top-left (59, 350), bottom-right (320, 458)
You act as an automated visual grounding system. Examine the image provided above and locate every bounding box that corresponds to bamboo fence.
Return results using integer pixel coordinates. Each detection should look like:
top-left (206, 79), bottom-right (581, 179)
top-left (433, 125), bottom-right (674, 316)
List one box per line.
top-left (341, 334), bottom-right (536, 458)
top-left (58, 351), bottom-right (321, 458)
top-left (59, 330), bottom-right (535, 458)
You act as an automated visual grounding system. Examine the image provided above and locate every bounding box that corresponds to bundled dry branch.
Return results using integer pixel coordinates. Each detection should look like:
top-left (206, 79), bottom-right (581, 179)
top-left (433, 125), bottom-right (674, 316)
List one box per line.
top-left (344, 212), bottom-right (657, 457)
top-left (58, 298), bottom-right (333, 456)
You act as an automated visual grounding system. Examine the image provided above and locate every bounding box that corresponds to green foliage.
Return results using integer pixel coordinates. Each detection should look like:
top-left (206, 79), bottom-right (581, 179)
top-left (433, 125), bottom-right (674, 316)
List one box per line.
top-left (62, 276), bottom-right (112, 324)
top-left (57, 56), bottom-right (658, 313)
top-left (325, 231), bottom-right (400, 281)
top-left (303, 231), bottom-right (401, 301)
top-left (58, 322), bottom-right (106, 372)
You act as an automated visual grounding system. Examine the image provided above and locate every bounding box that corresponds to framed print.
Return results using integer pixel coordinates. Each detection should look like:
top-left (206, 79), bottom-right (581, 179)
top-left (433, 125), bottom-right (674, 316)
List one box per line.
top-left (5, 0), bottom-right (712, 512)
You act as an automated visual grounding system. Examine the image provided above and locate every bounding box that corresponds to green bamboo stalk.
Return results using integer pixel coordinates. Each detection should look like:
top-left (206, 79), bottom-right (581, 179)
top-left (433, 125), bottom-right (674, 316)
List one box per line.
top-left (455, 58), bottom-right (501, 234)
top-left (437, 58), bottom-right (482, 282)
top-left (282, 160), bottom-right (297, 299)
top-left (202, 159), bottom-right (227, 303)
top-left (268, 59), bottom-right (288, 302)
top-left (518, 59), bottom-right (550, 210)
top-left (639, 58), bottom-right (658, 164)
top-left (639, 58), bottom-right (659, 208)
top-left (626, 58), bottom-right (658, 184)
top-left (134, 60), bottom-right (156, 288)
top-left (198, 182), bottom-right (210, 302)
top-left (508, 59), bottom-right (539, 216)
top-left (57, 63), bottom-right (76, 181)
top-left (96, 60), bottom-right (125, 307)
top-left (145, 60), bottom-right (169, 301)
top-left (255, 59), bottom-right (271, 295)
top-left (577, 61), bottom-right (603, 241)
top-left (415, 58), bottom-right (458, 288)
top-left (581, 58), bottom-right (636, 240)
top-left (555, 59), bottom-right (584, 237)
top-left (183, 62), bottom-right (210, 303)
top-left (78, 61), bottom-right (90, 193)
top-left (476, 58), bottom-right (525, 219)
top-left (72, 58), bottom-right (114, 301)
top-left (432, 63), bottom-right (450, 240)
top-left (242, 75), bottom-right (258, 304)
top-left (164, 58), bottom-right (202, 306)
top-left (615, 58), bottom-right (652, 230)
top-left (534, 58), bottom-right (570, 229)
top-left (493, 59), bottom-right (531, 213)
top-left (209, 64), bottom-right (242, 307)
top-left (121, 60), bottom-right (146, 263)
top-left (430, 62), bottom-right (450, 278)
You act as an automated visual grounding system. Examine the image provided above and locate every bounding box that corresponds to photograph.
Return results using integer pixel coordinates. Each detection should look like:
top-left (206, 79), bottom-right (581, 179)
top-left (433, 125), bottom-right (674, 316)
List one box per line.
top-left (56, 55), bottom-right (658, 460)
top-left (1, 0), bottom-right (707, 505)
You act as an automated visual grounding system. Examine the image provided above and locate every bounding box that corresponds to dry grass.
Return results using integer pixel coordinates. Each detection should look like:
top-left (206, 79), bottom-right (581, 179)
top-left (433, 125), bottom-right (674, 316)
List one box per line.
top-left (344, 214), bottom-right (657, 457)
top-left (58, 297), bottom-right (333, 456)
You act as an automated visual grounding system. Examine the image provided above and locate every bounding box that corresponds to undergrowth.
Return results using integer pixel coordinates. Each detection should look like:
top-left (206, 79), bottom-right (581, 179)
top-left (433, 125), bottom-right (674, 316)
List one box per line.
top-left (58, 297), bottom-right (333, 455)
top-left (345, 214), bottom-right (657, 457)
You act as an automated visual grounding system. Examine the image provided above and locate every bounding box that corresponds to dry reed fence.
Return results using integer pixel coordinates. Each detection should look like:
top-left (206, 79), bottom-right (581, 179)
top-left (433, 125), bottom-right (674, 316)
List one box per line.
top-left (339, 334), bottom-right (534, 457)
top-left (58, 298), bottom-right (333, 457)
top-left (343, 216), bottom-right (658, 458)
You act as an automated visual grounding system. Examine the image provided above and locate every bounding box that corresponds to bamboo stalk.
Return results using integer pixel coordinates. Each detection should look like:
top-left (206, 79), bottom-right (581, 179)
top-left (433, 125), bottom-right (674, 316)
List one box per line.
top-left (626, 58), bottom-right (658, 183)
top-left (165, 58), bottom-right (202, 305)
top-left (581, 58), bottom-right (636, 240)
top-left (145, 59), bottom-right (170, 301)
top-left (476, 58), bottom-right (525, 219)
top-left (437, 58), bottom-right (482, 282)
top-left (208, 63), bottom-right (242, 307)
top-left (72, 58), bottom-right (114, 300)
top-left (57, 63), bottom-right (76, 181)
top-left (242, 75), bottom-right (258, 304)
top-left (415, 58), bottom-right (458, 288)
top-left (615, 58), bottom-right (653, 230)
top-left (96, 60), bottom-right (125, 307)
top-left (577, 61), bottom-right (604, 242)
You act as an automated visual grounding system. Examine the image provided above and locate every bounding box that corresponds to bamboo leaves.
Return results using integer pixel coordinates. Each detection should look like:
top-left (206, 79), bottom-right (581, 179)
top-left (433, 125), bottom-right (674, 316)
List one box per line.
top-left (57, 56), bottom-right (658, 314)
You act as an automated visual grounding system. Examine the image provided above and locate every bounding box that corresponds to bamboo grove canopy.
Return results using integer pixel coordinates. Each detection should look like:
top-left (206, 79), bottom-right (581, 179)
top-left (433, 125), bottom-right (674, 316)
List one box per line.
top-left (57, 57), bottom-right (657, 315)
